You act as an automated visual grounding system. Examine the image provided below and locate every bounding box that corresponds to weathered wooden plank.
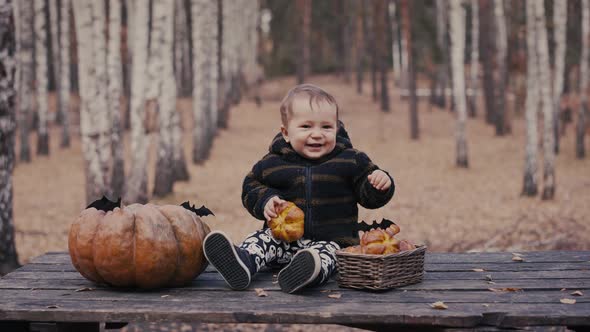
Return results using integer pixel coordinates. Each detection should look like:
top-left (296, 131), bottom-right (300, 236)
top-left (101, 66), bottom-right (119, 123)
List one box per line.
top-left (426, 262), bottom-right (590, 272)
top-left (31, 251), bottom-right (590, 265)
top-left (2, 276), bottom-right (589, 292)
top-left (7, 269), bottom-right (590, 281)
top-left (0, 298), bottom-right (589, 328)
top-left (0, 288), bottom-right (588, 305)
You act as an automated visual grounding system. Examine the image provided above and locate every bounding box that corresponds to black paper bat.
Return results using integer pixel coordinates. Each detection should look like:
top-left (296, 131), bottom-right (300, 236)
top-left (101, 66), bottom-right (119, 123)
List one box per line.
top-left (86, 196), bottom-right (121, 212)
top-left (357, 218), bottom-right (397, 232)
top-left (181, 201), bottom-right (215, 217)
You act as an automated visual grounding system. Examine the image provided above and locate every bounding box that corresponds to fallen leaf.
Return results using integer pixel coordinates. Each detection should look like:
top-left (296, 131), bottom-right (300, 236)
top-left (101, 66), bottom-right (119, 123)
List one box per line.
top-left (328, 293), bottom-right (342, 299)
top-left (512, 256), bottom-right (524, 262)
top-left (482, 304), bottom-right (490, 307)
top-left (489, 287), bottom-right (522, 293)
top-left (46, 305), bottom-right (60, 309)
top-left (485, 274), bottom-right (493, 281)
top-left (560, 298), bottom-right (576, 304)
top-left (74, 287), bottom-right (94, 292)
top-left (487, 281), bottom-right (496, 284)
top-left (571, 291), bottom-right (584, 296)
top-left (511, 252), bottom-right (523, 257)
top-left (320, 290), bottom-right (332, 293)
top-left (430, 301), bottom-right (448, 310)
top-left (161, 295), bottom-right (170, 298)
top-left (561, 288), bottom-right (567, 291)
top-left (254, 288), bottom-right (268, 297)
top-left (472, 268), bottom-right (485, 272)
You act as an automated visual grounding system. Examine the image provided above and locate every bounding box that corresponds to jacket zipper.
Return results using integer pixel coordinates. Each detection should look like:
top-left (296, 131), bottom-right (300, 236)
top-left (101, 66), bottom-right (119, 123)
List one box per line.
top-left (305, 165), bottom-right (312, 236)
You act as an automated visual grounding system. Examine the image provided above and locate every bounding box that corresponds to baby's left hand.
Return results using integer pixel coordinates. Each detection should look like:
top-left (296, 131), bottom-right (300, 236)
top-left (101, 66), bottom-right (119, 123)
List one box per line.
top-left (368, 170), bottom-right (391, 191)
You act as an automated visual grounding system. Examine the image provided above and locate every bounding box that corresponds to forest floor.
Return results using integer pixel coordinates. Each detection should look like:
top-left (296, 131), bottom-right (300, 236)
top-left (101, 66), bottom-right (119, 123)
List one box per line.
top-left (11, 74), bottom-right (590, 331)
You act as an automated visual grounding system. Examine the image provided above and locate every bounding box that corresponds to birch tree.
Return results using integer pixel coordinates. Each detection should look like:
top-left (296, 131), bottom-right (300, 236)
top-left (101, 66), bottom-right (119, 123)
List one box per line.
top-left (493, 0), bottom-right (509, 135)
top-left (48, 0), bottom-right (61, 124)
top-left (296, 0), bottom-right (311, 84)
top-left (522, 0), bottom-right (539, 196)
top-left (207, 0), bottom-right (219, 144)
top-left (401, 0), bottom-right (418, 139)
top-left (577, 0), bottom-right (589, 159)
top-left (0, 0), bottom-right (20, 275)
top-left (468, 0), bottom-right (479, 117)
top-left (59, 0), bottom-right (70, 148)
top-left (449, 0), bottom-right (468, 167)
top-left (15, 0), bottom-right (33, 162)
top-left (534, 0), bottom-right (555, 200)
top-left (375, 0), bottom-right (389, 112)
top-left (552, 0), bottom-right (567, 154)
top-left (108, 0), bottom-right (124, 199)
top-left (192, 0), bottom-right (211, 163)
top-left (356, 1), bottom-right (367, 94)
top-left (125, 0), bottom-right (150, 203)
top-left (389, 0), bottom-right (402, 86)
top-left (34, 0), bottom-right (49, 155)
top-left (432, 0), bottom-right (448, 108)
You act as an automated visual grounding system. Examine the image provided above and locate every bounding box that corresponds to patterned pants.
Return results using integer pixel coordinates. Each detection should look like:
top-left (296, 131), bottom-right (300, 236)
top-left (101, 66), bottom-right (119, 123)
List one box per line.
top-left (239, 228), bottom-right (341, 285)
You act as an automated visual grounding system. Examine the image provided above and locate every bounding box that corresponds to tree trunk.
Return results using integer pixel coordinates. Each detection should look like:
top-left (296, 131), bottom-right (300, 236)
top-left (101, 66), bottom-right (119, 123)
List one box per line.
top-left (552, 0), bottom-right (567, 154)
top-left (356, 0), bottom-right (366, 94)
top-left (368, 4), bottom-right (378, 102)
top-left (433, 0), bottom-right (448, 108)
top-left (108, 0), bottom-right (124, 199)
top-left (49, 0), bottom-right (61, 124)
top-left (218, 0), bottom-right (230, 128)
top-left (342, 0), bottom-right (353, 83)
top-left (576, 0), bottom-right (589, 159)
top-left (207, 0), bottom-right (219, 146)
top-left (151, 0), bottom-right (176, 197)
top-left (16, 0), bottom-right (33, 162)
top-left (124, 0), bottom-right (150, 204)
top-left (480, 0), bottom-right (495, 125)
top-left (296, 0), bottom-right (310, 84)
top-left (468, 0), bottom-right (479, 117)
top-left (34, 0), bottom-right (49, 155)
top-left (0, 0), bottom-right (21, 275)
top-left (449, 0), bottom-right (468, 167)
top-left (389, 0), bottom-right (401, 86)
top-left (534, 0), bottom-right (555, 200)
top-left (522, 0), bottom-right (539, 197)
top-left (59, 0), bottom-right (71, 148)
top-left (192, 0), bottom-right (211, 163)
top-left (375, 0), bottom-right (389, 112)
top-left (493, 0), bottom-right (509, 135)
top-left (401, 0), bottom-right (418, 139)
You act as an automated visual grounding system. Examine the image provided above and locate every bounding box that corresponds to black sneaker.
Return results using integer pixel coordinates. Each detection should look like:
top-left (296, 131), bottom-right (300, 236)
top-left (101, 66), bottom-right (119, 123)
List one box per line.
top-left (278, 249), bottom-right (321, 294)
top-left (203, 231), bottom-right (252, 290)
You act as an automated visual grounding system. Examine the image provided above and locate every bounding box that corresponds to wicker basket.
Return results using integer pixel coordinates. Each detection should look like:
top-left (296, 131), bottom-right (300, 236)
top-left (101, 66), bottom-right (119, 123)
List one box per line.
top-left (335, 245), bottom-right (426, 290)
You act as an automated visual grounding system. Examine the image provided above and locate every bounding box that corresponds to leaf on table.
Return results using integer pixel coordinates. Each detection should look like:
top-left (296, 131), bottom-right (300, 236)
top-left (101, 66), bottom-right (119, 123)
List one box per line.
top-left (482, 304), bottom-right (490, 307)
top-left (161, 295), bottom-right (170, 298)
top-left (472, 268), bottom-right (485, 272)
top-left (46, 305), bottom-right (60, 309)
top-left (561, 288), bottom-right (567, 291)
top-left (328, 293), bottom-right (342, 299)
top-left (255, 288), bottom-right (268, 297)
top-left (485, 274), bottom-right (493, 281)
top-left (571, 290), bottom-right (584, 296)
top-left (430, 301), bottom-right (448, 310)
top-left (560, 298), bottom-right (576, 304)
top-left (74, 287), bottom-right (94, 292)
top-left (511, 252), bottom-right (523, 257)
top-left (512, 256), bottom-right (524, 262)
top-left (489, 287), bottom-right (522, 293)
top-left (320, 290), bottom-right (332, 293)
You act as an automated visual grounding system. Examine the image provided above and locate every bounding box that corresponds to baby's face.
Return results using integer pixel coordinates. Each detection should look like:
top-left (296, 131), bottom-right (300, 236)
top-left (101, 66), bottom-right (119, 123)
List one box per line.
top-left (281, 97), bottom-right (338, 160)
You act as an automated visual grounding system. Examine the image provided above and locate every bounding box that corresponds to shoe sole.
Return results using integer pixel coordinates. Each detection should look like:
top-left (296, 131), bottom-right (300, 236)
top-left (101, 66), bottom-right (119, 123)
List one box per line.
top-left (203, 232), bottom-right (251, 290)
top-left (278, 250), bottom-right (320, 294)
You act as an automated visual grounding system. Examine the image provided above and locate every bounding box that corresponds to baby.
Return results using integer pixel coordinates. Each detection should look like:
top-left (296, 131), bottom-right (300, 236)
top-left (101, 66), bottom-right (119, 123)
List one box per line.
top-left (203, 84), bottom-right (394, 293)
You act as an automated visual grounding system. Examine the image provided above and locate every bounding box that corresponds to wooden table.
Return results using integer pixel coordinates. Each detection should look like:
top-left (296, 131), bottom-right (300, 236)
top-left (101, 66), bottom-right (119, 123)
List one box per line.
top-left (0, 251), bottom-right (589, 332)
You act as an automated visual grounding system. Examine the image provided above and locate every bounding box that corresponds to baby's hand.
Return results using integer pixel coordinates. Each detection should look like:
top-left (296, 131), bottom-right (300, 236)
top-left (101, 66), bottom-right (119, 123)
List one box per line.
top-left (264, 196), bottom-right (286, 221)
top-left (368, 170), bottom-right (391, 191)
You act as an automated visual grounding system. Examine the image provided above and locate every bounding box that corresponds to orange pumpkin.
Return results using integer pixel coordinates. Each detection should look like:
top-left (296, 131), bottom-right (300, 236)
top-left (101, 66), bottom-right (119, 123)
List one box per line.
top-left (68, 197), bottom-right (211, 288)
top-left (267, 201), bottom-right (305, 242)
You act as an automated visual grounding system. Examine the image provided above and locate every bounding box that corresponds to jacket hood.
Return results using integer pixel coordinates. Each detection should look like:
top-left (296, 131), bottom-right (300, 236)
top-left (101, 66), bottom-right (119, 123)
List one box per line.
top-left (268, 121), bottom-right (353, 163)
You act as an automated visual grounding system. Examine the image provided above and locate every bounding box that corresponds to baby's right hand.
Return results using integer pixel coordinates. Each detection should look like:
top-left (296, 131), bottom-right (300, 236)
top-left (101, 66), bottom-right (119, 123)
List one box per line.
top-left (264, 196), bottom-right (286, 221)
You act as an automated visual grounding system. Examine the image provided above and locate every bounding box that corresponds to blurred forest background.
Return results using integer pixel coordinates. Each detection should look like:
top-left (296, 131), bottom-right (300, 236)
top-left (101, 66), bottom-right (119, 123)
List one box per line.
top-left (1, 0), bottom-right (590, 281)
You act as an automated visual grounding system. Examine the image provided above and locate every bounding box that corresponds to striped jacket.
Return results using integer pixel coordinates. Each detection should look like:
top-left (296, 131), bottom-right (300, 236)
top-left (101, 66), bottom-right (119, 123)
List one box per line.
top-left (241, 125), bottom-right (395, 247)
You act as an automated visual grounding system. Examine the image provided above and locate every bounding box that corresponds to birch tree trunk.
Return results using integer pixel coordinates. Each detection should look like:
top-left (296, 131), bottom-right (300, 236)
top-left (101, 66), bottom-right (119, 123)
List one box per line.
top-left (369, 4), bottom-right (378, 103)
top-left (576, 0), bottom-right (589, 159)
top-left (192, 0), bottom-right (210, 164)
top-left (534, 0), bottom-right (556, 200)
top-left (522, 0), bottom-right (539, 196)
top-left (48, 0), bottom-right (61, 124)
top-left (398, 0), bottom-right (408, 87)
top-left (493, 0), bottom-right (509, 135)
top-left (59, 0), bottom-right (70, 148)
top-left (468, 0), bottom-right (479, 117)
top-left (125, 0), bottom-right (150, 203)
top-left (0, 0), bottom-right (21, 275)
top-left (296, 0), bottom-right (311, 84)
top-left (375, 0), bottom-right (389, 112)
top-left (449, 0), bottom-right (468, 167)
top-left (356, 1), bottom-right (367, 94)
top-left (207, 0), bottom-right (219, 143)
top-left (552, 0), bottom-right (567, 154)
top-left (480, 0), bottom-right (495, 125)
top-left (401, 0), bottom-right (418, 139)
top-left (172, 0), bottom-right (189, 181)
top-left (108, 0), bottom-right (124, 199)
top-left (432, 0), bottom-right (448, 108)
top-left (150, 0), bottom-right (176, 197)
top-left (34, 0), bottom-right (49, 155)
top-left (218, 0), bottom-right (230, 127)
top-left (389, 0), bottom-right (401, 86)
top-left (15, 0), bottom-right (33, 162)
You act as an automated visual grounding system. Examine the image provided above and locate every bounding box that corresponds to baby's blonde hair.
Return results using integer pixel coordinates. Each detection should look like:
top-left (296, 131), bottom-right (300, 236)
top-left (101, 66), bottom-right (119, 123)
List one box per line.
top-left (279, 84), bottom-right (339, 126)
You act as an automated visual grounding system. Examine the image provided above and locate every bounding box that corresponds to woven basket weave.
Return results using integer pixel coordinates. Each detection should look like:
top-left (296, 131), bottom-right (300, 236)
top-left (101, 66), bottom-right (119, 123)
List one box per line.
top-left (335, 245), bottom-right (426, 290)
